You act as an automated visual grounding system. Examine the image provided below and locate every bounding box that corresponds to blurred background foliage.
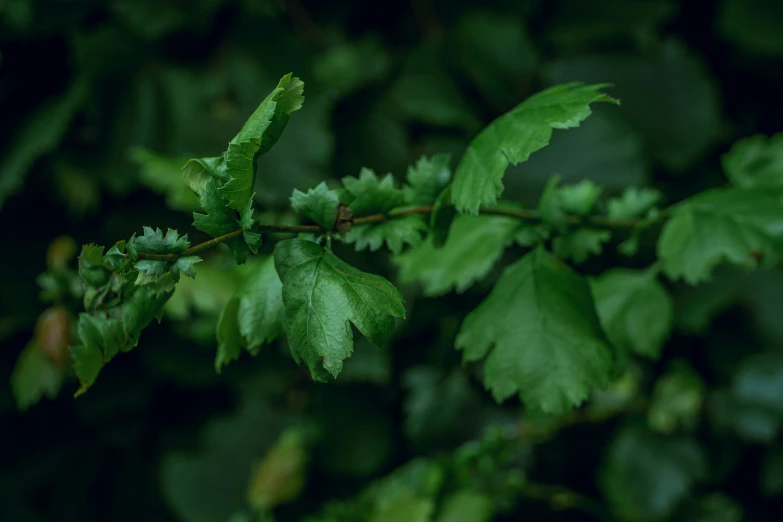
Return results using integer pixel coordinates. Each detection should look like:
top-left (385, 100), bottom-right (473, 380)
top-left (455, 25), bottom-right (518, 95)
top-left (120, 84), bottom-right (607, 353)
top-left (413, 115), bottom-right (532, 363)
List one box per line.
top-left (2, 0), bottom-right (783, 520)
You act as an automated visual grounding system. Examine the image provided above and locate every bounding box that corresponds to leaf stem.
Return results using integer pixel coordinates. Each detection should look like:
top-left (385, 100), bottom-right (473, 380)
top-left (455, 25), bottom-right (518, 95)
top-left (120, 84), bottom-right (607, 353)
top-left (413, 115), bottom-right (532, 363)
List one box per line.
top-left (136, 205), bottom-right (646, 261)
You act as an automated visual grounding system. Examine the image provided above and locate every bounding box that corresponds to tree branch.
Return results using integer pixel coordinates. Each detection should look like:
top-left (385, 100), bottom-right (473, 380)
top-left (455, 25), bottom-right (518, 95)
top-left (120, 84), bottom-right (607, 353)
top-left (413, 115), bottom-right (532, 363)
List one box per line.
top-left (136, 205), bottom-right (648, 261)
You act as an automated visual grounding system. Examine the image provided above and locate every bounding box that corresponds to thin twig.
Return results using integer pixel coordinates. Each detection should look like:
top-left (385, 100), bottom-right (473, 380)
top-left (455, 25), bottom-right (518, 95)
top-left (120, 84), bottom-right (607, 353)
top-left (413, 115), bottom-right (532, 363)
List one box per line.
top-left (136, 205), bottom-right (645, 261)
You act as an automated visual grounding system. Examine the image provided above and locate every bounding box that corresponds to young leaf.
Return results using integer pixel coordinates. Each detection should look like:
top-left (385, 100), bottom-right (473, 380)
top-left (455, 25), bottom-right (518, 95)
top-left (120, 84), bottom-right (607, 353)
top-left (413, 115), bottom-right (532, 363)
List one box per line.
top-left (451, 82), bottom-right (618, 214)
top-left (343, 168), bottom-right (406, 215)
top-left (274, 239), bottom-right (405, 381)
top-left (559, 179), bottom-right (603, 215)
top-left (456, 247), bottom-right (615, 413)
top-left (71, 272), bottom-right (177, 395)
top-left (608, 186), bottom-right (662, 218)
top-left (722, 133), bottom-right (783, 188)
top-left (394, 214), bottom-right (519, 296)
top-left (215, 257), bottom-right (284, 372)
top-left (190, 178), bottom-right (259, 263)
top-left (657, 187), bottom-right (783, 283)
top-left (290, 182), bottom-right (341, 230)
top-left (552, 228), bottom-right (611, 264)
top-left (127, 227), bottom-right (201, 283)
top-left (405, 154), bottom-right (452, 206)
top-left (183, 74), bottom-right (304, 212)
top-left (591, 268), bottom-right (673, 359)
top-left (344, 215), bottom-right (427, 255)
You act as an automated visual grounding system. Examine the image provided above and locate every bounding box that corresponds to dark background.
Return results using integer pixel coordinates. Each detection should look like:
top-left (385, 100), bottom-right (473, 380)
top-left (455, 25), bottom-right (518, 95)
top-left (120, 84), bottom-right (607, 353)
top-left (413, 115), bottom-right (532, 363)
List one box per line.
top-left (2, 0), bottom-right (783, 520)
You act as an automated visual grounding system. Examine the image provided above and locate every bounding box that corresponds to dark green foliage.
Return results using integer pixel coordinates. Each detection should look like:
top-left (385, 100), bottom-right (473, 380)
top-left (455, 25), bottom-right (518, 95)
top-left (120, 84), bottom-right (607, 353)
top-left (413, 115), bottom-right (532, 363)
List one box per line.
top-left (4, 2), bottom-right (783, 522)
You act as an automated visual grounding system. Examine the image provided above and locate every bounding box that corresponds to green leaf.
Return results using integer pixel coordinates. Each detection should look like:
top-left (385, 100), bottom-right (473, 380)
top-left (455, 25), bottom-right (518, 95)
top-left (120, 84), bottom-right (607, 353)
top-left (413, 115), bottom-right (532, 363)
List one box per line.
top-left (371, 496), bottom-right (434, 522)
top-left (71, 273), bottom-right (177, 394)
top-left (246, 428), bottom-right (309, 510)
top-left (343, 168), bottom-right (405, 215)
top-left (190, 178), bottom-right (257, 263)
top-left (274, 239), bottom-right (405, 381)
top-left (215, 297), bottom-right (242, 372)
top-left (647, 362), bottom-right (704, 434)
top-left (394, 214), bottom-right (519, 296)
top-left (553, 229), bottom-right (611, 264)
top-left (559, 180), bottom-right (603, 215)
top-left (405, 154), bottom-right (452, 206)
top-left (182, 74), bottom-right (304, 212)
top-left (722, 133), bottom-right (783, 188)
top-left (215, 257), bottom-right (284, 372)
top-left (537, 175), bottom-right (569, 230)
top-left (657, 188), bottom-right (783, 283)
top-left (451, 83), bottom-right (618, 214)
top-left (128, 227), bottom-right (201, 283)
top-left (290, 182), bottom-right (341, 230)
top-left (456, 247), bottom-right (615, 413)
top-left (435, 491), bottom-right (493, 522)
top-left (600, 425), bottom-right (707, 522)
top-left (591, 268), bottom-right (673, 359)
top-left (0, 79), bottom-right (85, 209)
top-left (162, 395), bottom-right (300, 522)
top-left (129, 147), bottom-right (200, 212)
top-left (608, 187), bottom-right (662, 218)
top-left (11, 343), bottom-right (64, 411)
top-left (345, 216), bottom-right (427, 255)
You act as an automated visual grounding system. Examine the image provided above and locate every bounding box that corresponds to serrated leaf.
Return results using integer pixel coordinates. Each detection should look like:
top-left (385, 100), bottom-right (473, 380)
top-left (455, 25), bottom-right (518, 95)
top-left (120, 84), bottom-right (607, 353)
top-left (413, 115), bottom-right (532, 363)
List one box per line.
top-left (722, 133), bottom-right (783, 188)
top-left (608, 186), bottom-right (662, 218)
top-left (600, 425), bottom-right (707, 522)
top-left (181, 74), bottom-right (304, 212)
top-left (405, 154), bottom-right (452, 206)
top-left (553, 228), bottom-right (611, 264)
top-left (191, 178), bottom-right (255, 263)
top-left (657, 187), bottom-right (783, 283)
top-left (343, 168), bottom-right (405, 215)
top-left (559, 179), bottom-right (603, 215)
top-left (591, 268), bottom-right (673, 359)
top-left (128, 227), bottom-right (201, 283)
top-left (290, 182), bottom-right (341, 230)
top-left (452, 83), bottom-right (618, 214)
top-left (345, 215), bottom-right (427, 255)
top-left (456, 247), bottom-right (615, 413)
top-left (11, 343), bottom-right (64, 411)
top-left (215, 257), bottom-right (284, 372)
top-left (71, 273), bottom-right (176, 394)
top-left (274, 239), bottom-right (405, 381)
top-left (394, 214), bottom-right (519, 296)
